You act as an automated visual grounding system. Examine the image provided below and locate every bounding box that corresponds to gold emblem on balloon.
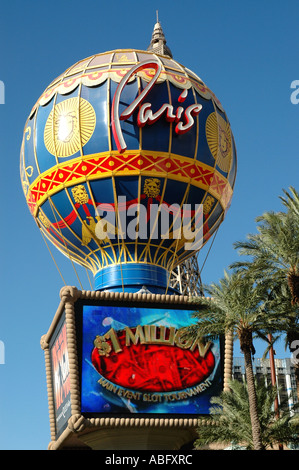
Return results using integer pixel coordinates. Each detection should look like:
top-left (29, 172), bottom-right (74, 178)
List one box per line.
top-left (71, 185), bottom-right (90, 205)
top-left (38, 210), bottom-right (51, 229)
top-left (143, 178), bottom-right (161, 198)
top-left (71, 185), bottom-right (121, 246)
top-left (44, 97), bottom-right (96, 158)
top-left (203, 195), bottom-right (215, 215)
top-left (206, 112), bottom-right (232, 173)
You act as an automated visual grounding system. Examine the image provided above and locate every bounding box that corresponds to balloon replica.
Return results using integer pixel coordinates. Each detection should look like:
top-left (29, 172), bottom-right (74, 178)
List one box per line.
top-left (20, 21), bottom-right (236, 295)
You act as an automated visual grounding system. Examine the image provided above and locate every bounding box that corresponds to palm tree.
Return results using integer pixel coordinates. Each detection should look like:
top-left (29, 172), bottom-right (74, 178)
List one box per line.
top-left (231, 187), bottom-right (299, 398)
top-left (262, 281), bottom-right (299, 400)
top-left (232, 201), bottom-right (299, 306)
top-left (187, 270), bottom-right (284, 450)
top-left (279, 186), bottom-right (299, 305)
top-left (195, 379), bottom-right (299, 450)
top-left (280, 186), bottom-right (299, 218)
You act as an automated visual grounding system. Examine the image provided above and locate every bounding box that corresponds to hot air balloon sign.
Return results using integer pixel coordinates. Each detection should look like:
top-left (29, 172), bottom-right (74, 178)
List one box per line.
top-left (20, 50), bottom-right (237, 293)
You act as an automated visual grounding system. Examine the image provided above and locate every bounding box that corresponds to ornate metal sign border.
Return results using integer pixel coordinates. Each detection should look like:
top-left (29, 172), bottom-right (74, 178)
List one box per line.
top-left (41, 286), bottom-right (233, 450)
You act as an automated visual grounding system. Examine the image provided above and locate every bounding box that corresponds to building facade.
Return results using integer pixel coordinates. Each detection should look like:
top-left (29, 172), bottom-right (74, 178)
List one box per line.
top-left (233, 357), bottom-right (298, 414)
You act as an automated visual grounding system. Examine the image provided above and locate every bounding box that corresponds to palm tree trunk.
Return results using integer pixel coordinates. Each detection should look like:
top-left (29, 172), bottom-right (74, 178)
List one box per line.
top-left (287, 270), bottom-right (299, 305)
top-left (224, 331), bottom-right (234, 392)
top-left (287, 330), bottom-right (299, 402)
top-left (243, 347), bottom-right (264, 450)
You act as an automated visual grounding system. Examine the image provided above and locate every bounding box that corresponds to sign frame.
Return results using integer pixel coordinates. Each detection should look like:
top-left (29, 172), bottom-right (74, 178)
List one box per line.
top-left (41, 286), bottom-right (227, 450)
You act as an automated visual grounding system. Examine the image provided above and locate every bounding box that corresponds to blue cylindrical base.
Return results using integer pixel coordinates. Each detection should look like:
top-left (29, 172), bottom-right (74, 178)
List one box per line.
top-left (94, 263), bottom-right (178, 295)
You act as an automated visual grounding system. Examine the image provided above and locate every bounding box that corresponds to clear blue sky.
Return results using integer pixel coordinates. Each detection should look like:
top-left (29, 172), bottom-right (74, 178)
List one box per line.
top-left (0, 0), bottom-right (298, 450)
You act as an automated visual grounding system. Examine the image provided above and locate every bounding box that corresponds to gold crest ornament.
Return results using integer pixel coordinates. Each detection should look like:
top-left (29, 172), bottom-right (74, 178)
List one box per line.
top-left (44, 97), bottom-right (96, 158)
top-left (206, 112), bottom-right (232, 173)
top-left (82, 216), bottom-right (119, 247)
top-left (82, 217), bottom-right (99, 246)
top-left (71, 185), bottom-right (90, 205)
top-left (143, 178), bottom-right (161, 198)
top-left (71, 186), bottom-right (119, 246)
top-left (203, 195), bottom-right (215, 215)
top-left (38, 210), bottom-right (51, 229)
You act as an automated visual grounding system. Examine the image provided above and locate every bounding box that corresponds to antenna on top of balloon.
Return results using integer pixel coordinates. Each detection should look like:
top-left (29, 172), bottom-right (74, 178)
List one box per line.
top-left (147, 10), bottom-right (173, 58)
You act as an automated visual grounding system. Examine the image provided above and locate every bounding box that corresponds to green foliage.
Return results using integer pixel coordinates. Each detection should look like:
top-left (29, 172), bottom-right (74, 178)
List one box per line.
top-left (187, 269), bottom-right (285, 349)
top-left (195, 380), bottom-right (299, 450)
top-left (230, 186), bottom-right (299, 348)
top-left (280, 186), bottom-right (299, 218)
top-left (232, 210), bottom-right (299, 281)
top-left (231, 186), bottom-right (299, 295)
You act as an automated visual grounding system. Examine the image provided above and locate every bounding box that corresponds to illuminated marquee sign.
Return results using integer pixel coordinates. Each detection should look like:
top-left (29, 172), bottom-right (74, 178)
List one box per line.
top-left (49, 313), bottom-right (71, 438)
top-left (43, 291), bottom-right (224, 446)
top-left (79, 300), bottom-right (223, 415)
top-left (111, 60), bottom-right (202, 153)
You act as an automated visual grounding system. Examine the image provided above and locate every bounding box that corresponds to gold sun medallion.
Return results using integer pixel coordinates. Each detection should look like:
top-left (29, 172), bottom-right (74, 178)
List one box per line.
top-left (44, 97), bottom-right (96, 158)
top-left (206, 111), bottom-right (232, 173)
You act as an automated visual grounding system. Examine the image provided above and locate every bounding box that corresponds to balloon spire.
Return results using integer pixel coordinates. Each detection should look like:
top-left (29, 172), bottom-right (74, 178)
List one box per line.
top-left (147, 12), bottom-right (173, 58)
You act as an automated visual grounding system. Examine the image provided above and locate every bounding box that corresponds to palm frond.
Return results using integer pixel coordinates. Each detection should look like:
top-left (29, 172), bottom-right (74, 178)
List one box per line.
top-left (195, 379), bottom-right (299, 450)
top-left (280, 186), bottom-right (299, 218)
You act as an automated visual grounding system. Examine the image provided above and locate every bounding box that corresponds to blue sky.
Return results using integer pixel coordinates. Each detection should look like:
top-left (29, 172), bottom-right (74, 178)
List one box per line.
top-left (0, 0), bottom-right (298, 450)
